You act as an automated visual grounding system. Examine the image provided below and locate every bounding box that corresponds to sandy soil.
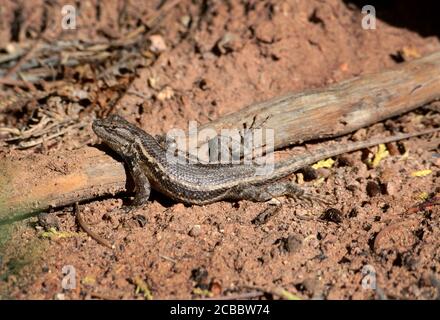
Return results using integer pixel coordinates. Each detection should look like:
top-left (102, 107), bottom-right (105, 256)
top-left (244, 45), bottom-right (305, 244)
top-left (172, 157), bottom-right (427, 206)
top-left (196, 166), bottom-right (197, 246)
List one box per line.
top-left (0, 0), bottom-right (439, 299)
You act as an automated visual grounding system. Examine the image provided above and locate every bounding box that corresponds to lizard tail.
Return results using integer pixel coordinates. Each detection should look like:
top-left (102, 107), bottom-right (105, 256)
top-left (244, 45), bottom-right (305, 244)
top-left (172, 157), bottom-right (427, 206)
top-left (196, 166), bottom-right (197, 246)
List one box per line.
top-left (272, 127), bottom-right (439, 178)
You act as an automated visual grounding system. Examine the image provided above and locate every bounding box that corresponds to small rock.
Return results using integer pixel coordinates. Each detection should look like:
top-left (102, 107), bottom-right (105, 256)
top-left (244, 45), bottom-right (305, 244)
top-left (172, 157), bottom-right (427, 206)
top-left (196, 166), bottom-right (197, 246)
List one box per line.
top-left (133, 214), bottom-right (147, 228)
top-left (172, 203), bottom-right (186, 214)
top-left (148, 34), bottom-right (167, 53)
top-left (300, 166), bottom-right (318, 181)
top-left (373, 221), bottom-right (417, 253)
top-left (214, 32), bottom-right (238, 55)
top-left (385, 142), bottom-right (399, 156)
top-left (380, 167), bottom-right (397, 184)
top-left (114, 278), bottom-right (128, 288)
top-left (296, 172), bottom-right (304, 184)
top-left (382, 181), bottom-right (397, 195)
top-left (191, 267), bottom-right (209, 289)
top-left (37, 212), bottom-right (60, 230)
top-left (282, 234), bottom-right (302, 253)
top-left (156, 86), bottom-right (174, 101)
top-left (189, 225), bottom-right (202, 237)
top-left (337, 155), bottom-right (354, 167)
top-left (209, 279), bottom-right (222, 296)
top-left (321, 208), bottom-right (343, 223)
top-left (180, 15), bottom-right (191, 28)
top-left (366, 181), bottom-right (381, 197)
top-left (54, 293), bottom-right (65, 300)
top-left (316, 168), bottom-right (331, 179)
top-left (302, 278), bottom-right (320, 296)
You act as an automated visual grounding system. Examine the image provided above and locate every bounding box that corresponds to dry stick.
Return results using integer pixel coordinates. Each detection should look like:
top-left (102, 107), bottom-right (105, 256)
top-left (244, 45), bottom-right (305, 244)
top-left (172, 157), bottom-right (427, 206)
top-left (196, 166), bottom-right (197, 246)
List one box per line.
top-left (195, 51), bottom-right (440, 150)
top-left (1, 51), bottom-right (440, 220)
top-left (0, 77), bottom-right (36, 88)
top-left (3, 40), bottom-right (41, 79)
top-left (75, 202), bottom-right (114, 249)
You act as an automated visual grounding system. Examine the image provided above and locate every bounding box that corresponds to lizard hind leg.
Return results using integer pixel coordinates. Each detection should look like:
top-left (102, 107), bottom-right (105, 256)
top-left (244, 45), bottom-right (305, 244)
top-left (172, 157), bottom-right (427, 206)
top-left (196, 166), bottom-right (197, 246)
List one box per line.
top-left (234, 181), bottom-right (332, 206)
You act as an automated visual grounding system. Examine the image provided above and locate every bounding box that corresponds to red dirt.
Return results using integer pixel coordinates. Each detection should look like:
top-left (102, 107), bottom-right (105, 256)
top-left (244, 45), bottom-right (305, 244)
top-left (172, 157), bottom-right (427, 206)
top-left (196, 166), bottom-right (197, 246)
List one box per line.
top-left (0, 0), bottom-right (439, 300)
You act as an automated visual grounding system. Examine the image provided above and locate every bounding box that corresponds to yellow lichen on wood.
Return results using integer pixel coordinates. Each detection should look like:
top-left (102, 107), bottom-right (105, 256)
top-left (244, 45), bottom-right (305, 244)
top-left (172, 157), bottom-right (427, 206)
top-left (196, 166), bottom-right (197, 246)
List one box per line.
top-left (312, 158), bottom-right (335, 169)
top-left (411, 169), bottom-right (432, 177)
top-left (370, 144), bottom-right (389, 167)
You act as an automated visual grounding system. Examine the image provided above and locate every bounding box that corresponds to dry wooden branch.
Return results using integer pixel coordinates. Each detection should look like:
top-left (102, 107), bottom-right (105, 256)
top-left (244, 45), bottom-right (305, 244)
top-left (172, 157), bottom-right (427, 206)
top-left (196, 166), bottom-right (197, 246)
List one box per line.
top-left (0, 147), bottom-right (127, 221)
top-left (1, 51), bottom-right (440, 220)
top-left (198, 51), bottom-right (440, 149)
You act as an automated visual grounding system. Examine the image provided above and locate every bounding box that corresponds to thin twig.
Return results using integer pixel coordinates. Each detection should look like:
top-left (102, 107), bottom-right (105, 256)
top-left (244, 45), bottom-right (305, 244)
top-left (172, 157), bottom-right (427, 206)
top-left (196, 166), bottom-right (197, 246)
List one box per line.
top-left (4, 40), bottom-right (41, 79)
top-left (75, 203), bottom-right (115, 249)
top-left (0, 77), bottom-right (36, 89)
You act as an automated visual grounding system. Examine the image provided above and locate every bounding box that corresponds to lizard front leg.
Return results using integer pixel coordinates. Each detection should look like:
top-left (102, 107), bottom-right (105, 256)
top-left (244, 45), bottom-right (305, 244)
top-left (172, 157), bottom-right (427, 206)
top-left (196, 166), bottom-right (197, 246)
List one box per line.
top-left (130, 164), bottom-right (151, 206)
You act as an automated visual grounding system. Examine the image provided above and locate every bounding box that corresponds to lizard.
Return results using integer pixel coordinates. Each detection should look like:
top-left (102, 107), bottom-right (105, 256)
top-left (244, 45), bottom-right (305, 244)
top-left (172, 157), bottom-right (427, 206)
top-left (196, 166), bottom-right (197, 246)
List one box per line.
top-left (92, 114), bottom-right (439, 206)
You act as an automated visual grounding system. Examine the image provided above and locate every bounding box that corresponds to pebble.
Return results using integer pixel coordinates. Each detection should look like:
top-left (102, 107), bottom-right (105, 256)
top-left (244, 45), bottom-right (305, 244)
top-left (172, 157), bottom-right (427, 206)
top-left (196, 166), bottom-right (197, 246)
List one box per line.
top-left (215, 32), bottom-right (238, 54)
top-left (148, 35), bottom-right (167, 53)
top-left (173, 203), bottom-right (186, 214)
top-left (321, 208), bottom-right (343, 224)
top-left (302, 278), bottom-right (321, 296)
top-left (37, 212), bottom-right (60, 230)
top-left (380, 167), bottom-right (397, 184)
top-left (366, 181), bottom-right (381, 197)
top-left (316, 168), bottom-right (331, 179)
top-left (54, 293), bottom-right (65, 300)
top-left (191, 267), bottom-right (209, 288)
top-left (337, 155), bottom-right (355, 167)
top-left (282, 234), bottom-right (302, 253)
top-left (385, 142), bottom-right (399, 156)
top-left (189, 225), bottom-right (202, 237)
top-left (300, 166), bottom-right (318, 181)
top-left (373, 221), bottom-right (417, 253)
top-left (180, 15), bottom-right (191, 28)
top-left (133, 214), bottom-right (147, 228)
top-left (383, 181), bottom-right (397, 195)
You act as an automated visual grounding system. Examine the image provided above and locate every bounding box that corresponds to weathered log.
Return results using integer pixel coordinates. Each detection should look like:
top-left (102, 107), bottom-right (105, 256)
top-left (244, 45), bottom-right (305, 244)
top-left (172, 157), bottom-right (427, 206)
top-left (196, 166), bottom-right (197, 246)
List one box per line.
top-left (1, 51), bottom-right (440, 219)
top-left (198, 51), bottom-right (440, 149)
top-left (0, 147), bottom-right (127, 221)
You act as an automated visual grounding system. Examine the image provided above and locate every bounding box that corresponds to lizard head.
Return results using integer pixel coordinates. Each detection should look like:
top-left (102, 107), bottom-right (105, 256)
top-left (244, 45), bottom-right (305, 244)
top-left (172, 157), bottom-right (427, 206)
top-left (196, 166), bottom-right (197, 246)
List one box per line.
top-left (92, 114), bottom-right (143, 154)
